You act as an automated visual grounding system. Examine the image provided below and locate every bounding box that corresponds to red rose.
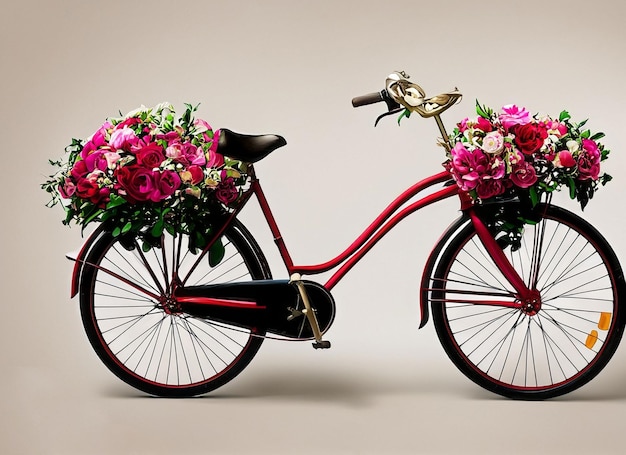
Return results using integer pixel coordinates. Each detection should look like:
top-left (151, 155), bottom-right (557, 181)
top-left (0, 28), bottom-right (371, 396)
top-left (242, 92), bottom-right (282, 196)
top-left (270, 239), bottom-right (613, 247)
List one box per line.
top-left (135, 142), bottom-right (165, 168)
top-left (476, 179), bottom-right (505, 199)
top-left (215, 177), bottom-right (239, 205)
top-left (75, 176), bottom-right (110, 207)
top-left (510, 162), bottom-right (538, 188)
top-left (76, 177), bottom-right (99, 201)
top-left (513, 123), bottom-right (548, 155)
top-left (152, 170), bottom-right (181, 201)
top-left (475, 116), bottom-right (494, 133)
top-left (115, 165), bottom-right (157, 203)
top-left (187, 165), bottom-right (204, 185)
top-left (70, 160), bottom-right (89, 180)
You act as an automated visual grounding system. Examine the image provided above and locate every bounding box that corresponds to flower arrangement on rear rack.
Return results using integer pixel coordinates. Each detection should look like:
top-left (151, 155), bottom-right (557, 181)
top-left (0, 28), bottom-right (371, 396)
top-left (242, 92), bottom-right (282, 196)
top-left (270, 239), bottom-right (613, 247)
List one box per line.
top-left (445, 102), bottom-right (612, 247)
top-left (42, 103), bottom-right (249, 252)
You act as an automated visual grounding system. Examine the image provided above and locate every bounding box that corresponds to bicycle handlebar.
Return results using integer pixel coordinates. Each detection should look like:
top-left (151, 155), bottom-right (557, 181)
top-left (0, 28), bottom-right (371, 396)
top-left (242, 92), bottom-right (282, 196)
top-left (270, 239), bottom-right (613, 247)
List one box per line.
top-left (352, 72), bottom-right (462, 123)
top-left (351, 91), bottom-right (384, 108)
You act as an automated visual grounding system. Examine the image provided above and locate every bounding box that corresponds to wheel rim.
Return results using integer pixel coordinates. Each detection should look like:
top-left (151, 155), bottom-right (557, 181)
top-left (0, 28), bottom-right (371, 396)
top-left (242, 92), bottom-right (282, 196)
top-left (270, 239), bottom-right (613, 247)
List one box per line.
top-left (83, 228), bottom-right (267, 392)
top-left (436, 213), bottom-right (619, 392)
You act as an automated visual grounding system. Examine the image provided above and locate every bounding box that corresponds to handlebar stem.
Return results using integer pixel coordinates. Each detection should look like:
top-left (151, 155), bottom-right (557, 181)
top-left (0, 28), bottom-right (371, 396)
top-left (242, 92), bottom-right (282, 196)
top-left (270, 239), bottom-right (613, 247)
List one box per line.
top-left (433, 114), bottom-right (452, 151)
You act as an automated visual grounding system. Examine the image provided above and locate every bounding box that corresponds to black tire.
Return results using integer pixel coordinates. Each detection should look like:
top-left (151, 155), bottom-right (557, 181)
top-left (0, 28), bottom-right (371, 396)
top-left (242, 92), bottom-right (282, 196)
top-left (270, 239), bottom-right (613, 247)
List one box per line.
top-left (79, 220), bottom-right (271, 397)
top-left (431, 204), bottom-right (625, 400)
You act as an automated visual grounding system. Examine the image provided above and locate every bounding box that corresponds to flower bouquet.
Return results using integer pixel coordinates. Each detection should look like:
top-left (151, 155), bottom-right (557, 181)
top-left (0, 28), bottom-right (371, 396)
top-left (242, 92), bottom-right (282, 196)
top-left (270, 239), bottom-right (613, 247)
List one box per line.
top-left (445, 101), bottom-right (611, 247)
top-left (42, 103), bottom-right (249, 253)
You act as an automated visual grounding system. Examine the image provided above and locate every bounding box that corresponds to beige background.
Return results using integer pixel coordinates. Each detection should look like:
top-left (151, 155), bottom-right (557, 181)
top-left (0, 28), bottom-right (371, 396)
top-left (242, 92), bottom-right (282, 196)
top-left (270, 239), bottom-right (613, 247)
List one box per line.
top-left (3, 0), bottom-right (626, 453)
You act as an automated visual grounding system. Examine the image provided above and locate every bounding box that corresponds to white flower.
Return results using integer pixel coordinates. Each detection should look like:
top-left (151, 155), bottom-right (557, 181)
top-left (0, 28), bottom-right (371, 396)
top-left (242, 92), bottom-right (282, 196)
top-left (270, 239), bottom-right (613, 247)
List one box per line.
top-left (566, 139), bottom-right (579, 153)
top-left (482, 131), bottom-right (504, 154)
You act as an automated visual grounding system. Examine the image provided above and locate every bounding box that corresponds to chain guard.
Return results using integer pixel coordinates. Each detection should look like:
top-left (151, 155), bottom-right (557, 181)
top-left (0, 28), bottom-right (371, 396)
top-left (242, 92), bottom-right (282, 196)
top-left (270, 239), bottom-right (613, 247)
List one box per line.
top-left (177, 279), bottom-right (336, 340)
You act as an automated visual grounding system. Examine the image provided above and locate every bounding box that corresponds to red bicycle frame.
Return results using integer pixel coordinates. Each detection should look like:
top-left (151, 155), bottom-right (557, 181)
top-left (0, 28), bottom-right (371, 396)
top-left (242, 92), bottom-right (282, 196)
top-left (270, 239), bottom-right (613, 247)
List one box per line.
top-left (184, 166), bottom-right (535, 309)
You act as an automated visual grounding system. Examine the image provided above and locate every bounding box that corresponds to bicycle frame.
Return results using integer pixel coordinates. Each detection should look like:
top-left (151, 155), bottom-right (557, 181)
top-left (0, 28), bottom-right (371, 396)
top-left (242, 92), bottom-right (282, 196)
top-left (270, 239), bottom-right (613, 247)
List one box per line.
top-left (176, 164), bottom-right (535, 319)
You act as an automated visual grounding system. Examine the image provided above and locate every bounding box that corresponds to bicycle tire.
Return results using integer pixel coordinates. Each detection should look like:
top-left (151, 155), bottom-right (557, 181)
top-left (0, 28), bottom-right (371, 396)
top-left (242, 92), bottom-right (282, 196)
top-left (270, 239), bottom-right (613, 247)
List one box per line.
top-left (430, 204), bottom-right (625, 400)
top-left (79, 220), bottom-right (271, 397)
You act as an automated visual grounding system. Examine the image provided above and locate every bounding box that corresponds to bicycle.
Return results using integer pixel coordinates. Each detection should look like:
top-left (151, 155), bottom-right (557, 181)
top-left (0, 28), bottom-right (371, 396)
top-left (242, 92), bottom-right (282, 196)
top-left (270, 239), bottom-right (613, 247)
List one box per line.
top-left (69, 72), bottom-right (626, 400)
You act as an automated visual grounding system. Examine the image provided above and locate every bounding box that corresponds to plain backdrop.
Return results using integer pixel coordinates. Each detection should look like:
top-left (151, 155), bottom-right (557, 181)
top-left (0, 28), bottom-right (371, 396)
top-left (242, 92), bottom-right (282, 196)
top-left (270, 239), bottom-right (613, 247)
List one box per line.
top-left (3, 1), bottom-right (626, 454)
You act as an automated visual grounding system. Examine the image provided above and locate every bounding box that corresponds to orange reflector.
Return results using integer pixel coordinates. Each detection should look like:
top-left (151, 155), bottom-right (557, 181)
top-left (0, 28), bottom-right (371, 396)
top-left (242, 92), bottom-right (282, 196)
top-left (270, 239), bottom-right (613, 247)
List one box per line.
top-left (585, 330), bottom-right (599, 349)
top-left (598, 312), bottom-right (611, 331)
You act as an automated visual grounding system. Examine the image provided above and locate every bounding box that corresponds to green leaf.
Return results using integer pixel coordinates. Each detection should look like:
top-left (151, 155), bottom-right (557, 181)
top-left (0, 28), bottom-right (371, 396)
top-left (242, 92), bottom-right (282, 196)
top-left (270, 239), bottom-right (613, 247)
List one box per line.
top-left (590, 132), bottom-right (605, 141)
top-left (529, 186), bottom-right (539, 207)
top-left (151, 219), bottom-right (164, 238)
top-left (601, 173), bottom-right (613, 185)
top-left (106, 194), bottom-right (127, 209)
top-left (121, 221), bottom-right (133, 234)
top-left (208, 238), bottom-right (225, 267)
top-left (559, 110), bottom-right (571, 122)
top-left (475, 100), bottom-right (489, 118)
top-left (112, 226), bottom-right (121, 237)
top-left (567, 176), bottom-right (576, 199)
top-left (397, 109), bottom-right (411, 125)
top-left (83, 208), bottom-right (103, 225)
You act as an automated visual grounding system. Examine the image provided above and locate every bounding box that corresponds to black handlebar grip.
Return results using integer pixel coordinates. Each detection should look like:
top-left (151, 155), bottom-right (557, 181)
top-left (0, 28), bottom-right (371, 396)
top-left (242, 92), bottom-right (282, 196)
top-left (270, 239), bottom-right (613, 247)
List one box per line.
top-left (352, 91), bottom-right (384, 108)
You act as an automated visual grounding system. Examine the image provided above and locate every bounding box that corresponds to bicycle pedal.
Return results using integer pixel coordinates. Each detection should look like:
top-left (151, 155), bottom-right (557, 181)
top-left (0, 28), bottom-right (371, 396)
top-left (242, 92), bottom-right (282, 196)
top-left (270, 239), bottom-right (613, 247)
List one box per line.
top-left (312, 340), bottom-right (331, 349)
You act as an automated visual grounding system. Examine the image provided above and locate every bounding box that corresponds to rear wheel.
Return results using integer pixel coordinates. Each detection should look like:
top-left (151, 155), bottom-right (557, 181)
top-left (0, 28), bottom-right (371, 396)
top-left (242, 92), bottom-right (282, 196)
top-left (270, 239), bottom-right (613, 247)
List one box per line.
top-left (79, 220), bottom-right (271, 397)
top-left (431, 205), bottom-right (625, 399)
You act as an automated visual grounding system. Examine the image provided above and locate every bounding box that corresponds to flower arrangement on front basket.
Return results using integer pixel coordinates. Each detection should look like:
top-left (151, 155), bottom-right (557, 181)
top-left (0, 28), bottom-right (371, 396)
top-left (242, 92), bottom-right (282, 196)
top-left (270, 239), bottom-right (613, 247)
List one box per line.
top-left (42, 103), bottom-right (249, 255)
top-left (445, 101), bottom-right (611, 249)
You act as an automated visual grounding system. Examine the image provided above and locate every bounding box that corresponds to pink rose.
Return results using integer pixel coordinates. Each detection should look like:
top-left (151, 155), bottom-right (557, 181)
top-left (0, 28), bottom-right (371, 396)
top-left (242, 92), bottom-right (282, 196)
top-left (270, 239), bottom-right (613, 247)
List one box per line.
top-left (59, 179), bottom-right (76, 198)
top-left (555, 150), bottom-right (576, 168)
top-left (194, 118), bottom-right (212, 133)
top-left (545, 119), bottom-right (568, 138)
top-left (499, 105), bottom-right (532, 129)
top-left (83, 149), bottom-right (108, 173)
top-left (104, 151), bottom-right (121, 169)
top-left (110, 126), bottom-right (139, 151)
top-left (166, 142), bottom-right (206, 166)
top-left (578, 139), bottom-right (601, 180)
top-left (81, 122), bottom-right (111, 158)
top-left (510, 162), bottom-right (538, 188)
top-left (150, 170), bottom-right (181, 201)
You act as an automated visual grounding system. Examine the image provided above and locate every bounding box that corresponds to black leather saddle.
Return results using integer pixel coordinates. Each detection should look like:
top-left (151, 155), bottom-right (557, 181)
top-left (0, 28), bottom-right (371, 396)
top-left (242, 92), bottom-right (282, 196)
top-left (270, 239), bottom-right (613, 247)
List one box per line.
top-left (217, 128), bottom-right (287, 163)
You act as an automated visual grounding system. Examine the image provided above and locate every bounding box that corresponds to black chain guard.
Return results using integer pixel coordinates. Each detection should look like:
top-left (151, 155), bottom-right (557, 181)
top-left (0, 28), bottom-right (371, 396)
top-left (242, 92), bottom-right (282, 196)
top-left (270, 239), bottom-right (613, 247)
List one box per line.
top-left (177, 279), bottom-right (336, 340)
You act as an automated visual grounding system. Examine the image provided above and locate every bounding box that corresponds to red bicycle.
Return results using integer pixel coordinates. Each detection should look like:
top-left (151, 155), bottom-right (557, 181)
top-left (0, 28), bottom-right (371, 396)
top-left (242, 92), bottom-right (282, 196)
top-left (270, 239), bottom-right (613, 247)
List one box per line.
top-left (71, 72), bottom-right (625, 400)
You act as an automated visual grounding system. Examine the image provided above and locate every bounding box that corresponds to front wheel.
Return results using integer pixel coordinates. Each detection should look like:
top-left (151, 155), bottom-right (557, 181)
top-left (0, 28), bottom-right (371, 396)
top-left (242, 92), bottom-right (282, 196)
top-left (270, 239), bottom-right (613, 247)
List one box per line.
top-left (430, 204), bottom-right (625, 400)
top-left (79, 220), bottom-right (271, 397)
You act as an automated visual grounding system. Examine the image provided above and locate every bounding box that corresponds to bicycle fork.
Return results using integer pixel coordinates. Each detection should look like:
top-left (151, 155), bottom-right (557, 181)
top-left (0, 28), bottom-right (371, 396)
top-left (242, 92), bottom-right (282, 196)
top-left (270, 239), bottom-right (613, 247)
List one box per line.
top-left (468, 209), bottom-right (541, 310)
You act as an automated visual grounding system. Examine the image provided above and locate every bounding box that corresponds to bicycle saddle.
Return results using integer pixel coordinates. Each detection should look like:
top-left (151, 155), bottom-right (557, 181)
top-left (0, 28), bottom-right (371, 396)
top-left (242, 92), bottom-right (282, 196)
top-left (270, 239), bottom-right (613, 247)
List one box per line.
top-left (217, 128), bottom-right (287, 163)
